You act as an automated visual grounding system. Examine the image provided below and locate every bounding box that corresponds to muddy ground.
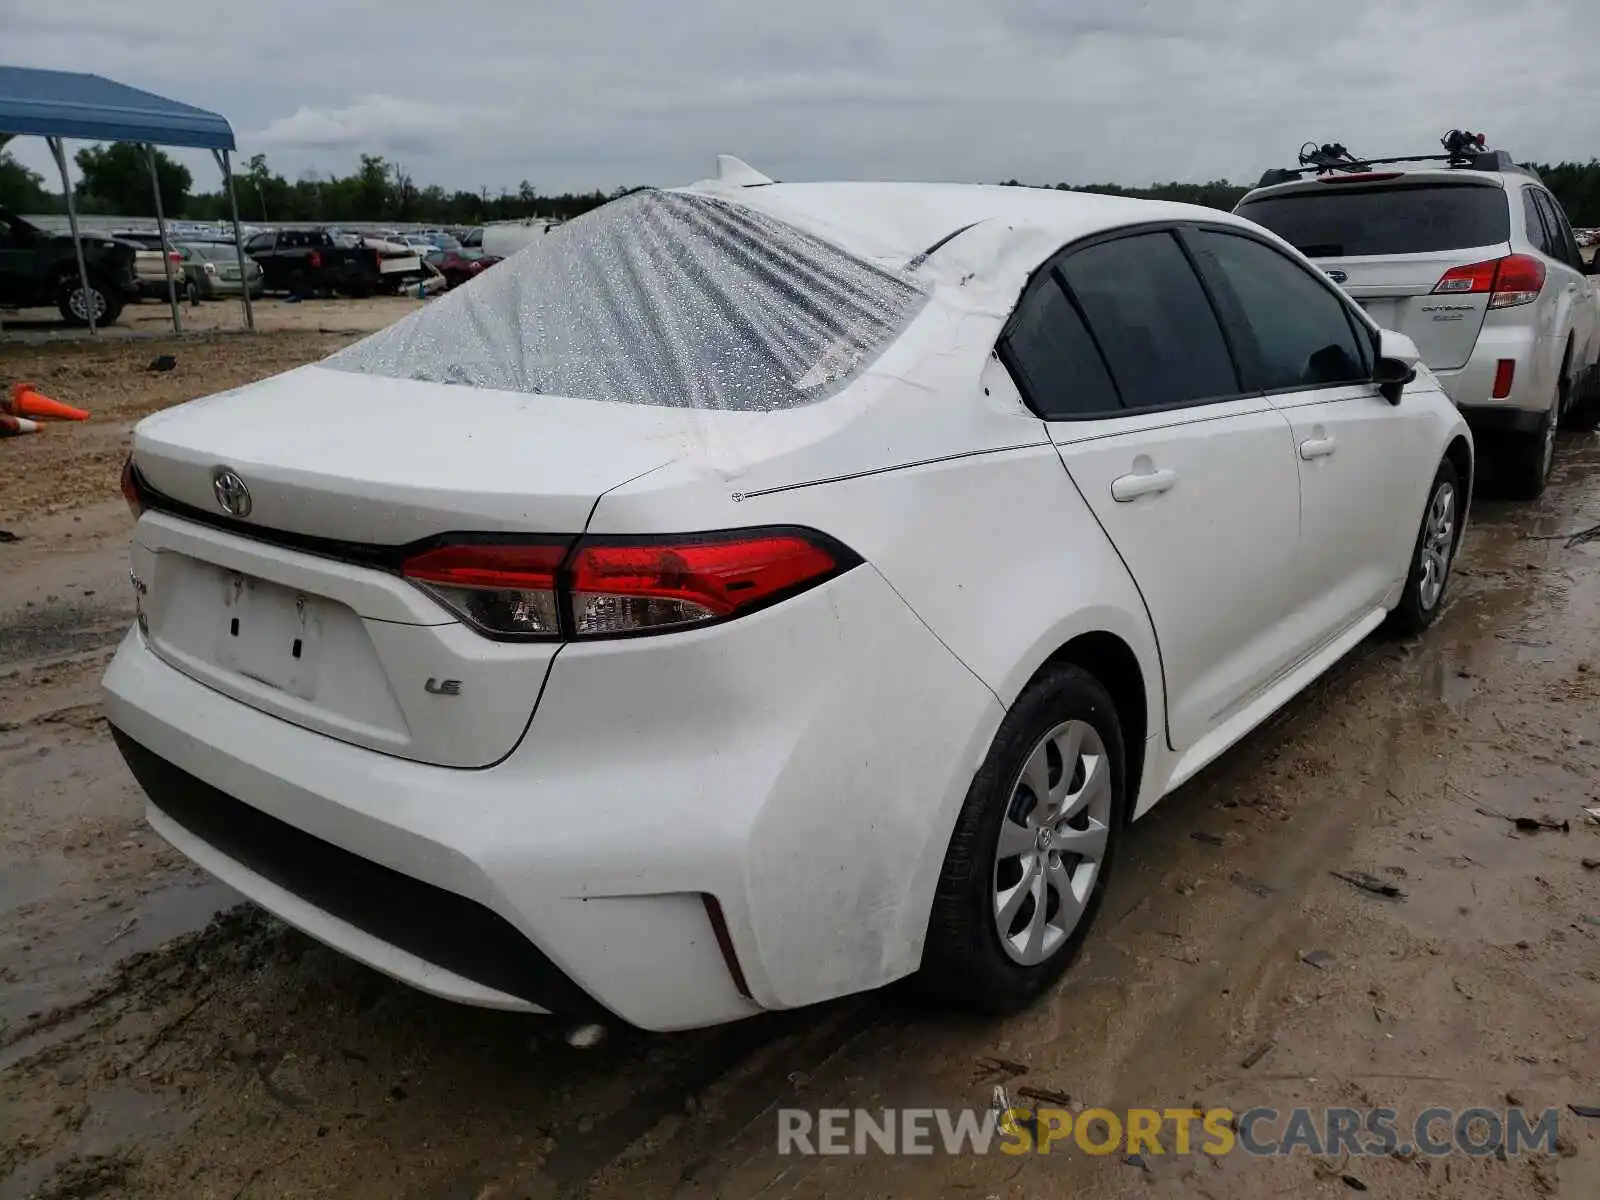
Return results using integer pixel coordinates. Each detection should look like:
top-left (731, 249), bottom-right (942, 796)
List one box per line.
top-left (1, 330), bottom-right (1598, 1199)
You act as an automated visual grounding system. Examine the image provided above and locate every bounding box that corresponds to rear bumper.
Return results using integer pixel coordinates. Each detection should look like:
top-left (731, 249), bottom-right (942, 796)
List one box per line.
top-left (1453, 405), bottom-right (1547, 435)
top-left (101, 563), bottom-right (1001, 1030)
top-left (1432, 321), bottom-right (1547, 417)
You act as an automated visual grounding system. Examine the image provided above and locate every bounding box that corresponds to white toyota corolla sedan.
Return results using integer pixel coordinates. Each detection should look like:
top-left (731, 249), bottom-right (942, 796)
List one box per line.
top-left (104, 159), bottom-right (1472, 1032)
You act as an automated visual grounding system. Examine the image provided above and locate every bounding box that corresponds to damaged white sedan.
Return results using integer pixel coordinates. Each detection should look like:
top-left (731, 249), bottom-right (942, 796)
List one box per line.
top-left (104, 157), bottom-right (1471, 1031)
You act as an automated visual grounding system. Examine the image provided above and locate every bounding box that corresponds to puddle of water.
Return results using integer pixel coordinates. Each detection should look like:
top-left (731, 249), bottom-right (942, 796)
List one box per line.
top-left (0, 852), bottom-right (68, 916)
top-left (0, 874), bottom-right (237, 1027)
top-left (0, 1085), bottom-right (193, 1200)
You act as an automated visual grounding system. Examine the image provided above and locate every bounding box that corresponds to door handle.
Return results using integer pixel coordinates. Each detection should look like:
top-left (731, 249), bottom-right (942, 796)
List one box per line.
top-left (1299, 436), bottom-right (1337, 460)
top-left (1111, 467), bottom-right (1177, 502)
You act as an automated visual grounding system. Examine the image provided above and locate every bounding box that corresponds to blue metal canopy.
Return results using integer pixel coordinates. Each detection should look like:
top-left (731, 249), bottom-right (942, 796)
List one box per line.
top-left (0, 64), bottom-right (235, 151)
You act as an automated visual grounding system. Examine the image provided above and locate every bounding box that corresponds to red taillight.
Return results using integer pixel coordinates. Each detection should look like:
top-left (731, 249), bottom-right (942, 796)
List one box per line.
top-left (401, 540), bottom-right (568, 638)
top-left (167, 251), bottom-right (182, 263)
top-left (569, 531), bottom-right (847, 636)
top-left (1431, 254), bottom-right (1545, 309)
top-left (120, 456), bottom-right (144, 518)
top-left (398, 528), bottom-right (856, 640)
top-left (308, 250), bottom-right (323, 270)
top-left (1492, 359), bottom-right (1516, 399)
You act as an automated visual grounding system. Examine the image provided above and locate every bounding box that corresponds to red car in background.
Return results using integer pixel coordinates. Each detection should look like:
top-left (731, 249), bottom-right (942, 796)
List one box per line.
top-left (424, 247), bottom-right (503, 290)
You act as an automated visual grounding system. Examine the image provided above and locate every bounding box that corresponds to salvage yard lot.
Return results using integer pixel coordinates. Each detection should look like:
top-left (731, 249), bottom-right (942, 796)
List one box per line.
top-left (1, 323), bottom-right (1598, 1199)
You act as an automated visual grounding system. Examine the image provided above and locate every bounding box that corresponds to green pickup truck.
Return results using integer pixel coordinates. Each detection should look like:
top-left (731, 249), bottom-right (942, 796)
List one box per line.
top-left (0, 209), bottom-right (142, 326)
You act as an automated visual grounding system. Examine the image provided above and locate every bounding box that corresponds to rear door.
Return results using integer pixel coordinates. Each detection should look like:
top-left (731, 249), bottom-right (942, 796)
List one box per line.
top-left (1188, 226), bottom-right (1434, 636)
top-left (1003, 228), bottom-right (1303, 750)
top-left (1235, 178), bottom-right (1511, 371)
top-left (1526, 187), bottom-right (1599, 383)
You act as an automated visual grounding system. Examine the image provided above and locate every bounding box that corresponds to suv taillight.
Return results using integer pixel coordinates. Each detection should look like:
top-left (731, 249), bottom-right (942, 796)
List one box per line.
top-left (308, 250), bottom-right (323, 270)
top-left (1431, 254), bottom-right (1546, 309)
top-left (399, 528), bottom-right (858, 640)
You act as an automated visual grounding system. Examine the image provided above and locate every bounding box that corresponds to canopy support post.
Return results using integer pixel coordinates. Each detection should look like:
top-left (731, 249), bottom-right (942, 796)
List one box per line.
top-left (47, 136), bottom-right (97, 334)
top-left (213, 149), bottom-right (255, 332)
top-left (145, 143), bottom-right (182, 334)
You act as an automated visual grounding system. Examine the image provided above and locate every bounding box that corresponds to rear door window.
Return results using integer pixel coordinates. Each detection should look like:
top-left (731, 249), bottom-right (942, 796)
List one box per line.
top-left (1002, 276), bottom-right (1121, 418)
top-left (1236, 184), bottom-right (1510, 257)
top-left (1532, 190), bottom-right (1584, 272)
top-left (1523, 190), bottom-right (1559, 258)
top-left (1190, 230), bottom-right (1370, 391)
top-left (1057, 231), bottom-right (1240, 410)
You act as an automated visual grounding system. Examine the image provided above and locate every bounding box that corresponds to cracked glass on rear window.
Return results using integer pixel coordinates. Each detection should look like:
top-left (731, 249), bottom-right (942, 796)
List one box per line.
top-left (324, 189), bottom-right (930, 411)
top-left (1236, 184), bottom-right (1510, 257)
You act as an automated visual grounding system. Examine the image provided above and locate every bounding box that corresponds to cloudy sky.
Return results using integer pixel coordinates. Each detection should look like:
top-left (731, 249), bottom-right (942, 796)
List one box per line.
top-left (4, 0), bottom-right (1592, 197)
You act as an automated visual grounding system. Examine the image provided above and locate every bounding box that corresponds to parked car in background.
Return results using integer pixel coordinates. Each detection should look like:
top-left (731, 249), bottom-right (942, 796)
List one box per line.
top-left (0, 208), bottom-right (140, 325)
top-left (242, 228), bottom-right (386, 298)
top-left (423, 246), bottom-right (502, 289)
top-left (1235, 131), bottom-right (1600, 498)
top-left (458, 227), bottom-right (484, 248)
top-left (343, 232), bottom-right (429, 292)
top-left (481, 219), bottom-right (560, 259)
top-left (112, 231), bottom-right (187, 301)
top-left (108, 164), bottom-right (1471, 1032)
top-left (175, 241), bottom-right (264, 300)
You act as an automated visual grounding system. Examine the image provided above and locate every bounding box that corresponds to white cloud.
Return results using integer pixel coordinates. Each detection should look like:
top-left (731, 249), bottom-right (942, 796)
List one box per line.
top-left (4, 0), bottom-right (1596, 197)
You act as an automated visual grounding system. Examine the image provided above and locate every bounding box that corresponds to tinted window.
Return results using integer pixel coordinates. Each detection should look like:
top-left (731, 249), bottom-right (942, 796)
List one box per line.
top-left (1058, 232), bottom-right (1238, 409)
top-left (1192, 231), bottom-right (1368, 391)
top-left (244, 233), bottom-right (272, 252)
top-left (1236, 184), bottom-right (1510, 257)
top-left (1523, 190), bottom-right (1558, 257)
top-left (1533, 191), bottom-right (1583, 271)
top-left (1003, 277), bottom-right (1120, 418)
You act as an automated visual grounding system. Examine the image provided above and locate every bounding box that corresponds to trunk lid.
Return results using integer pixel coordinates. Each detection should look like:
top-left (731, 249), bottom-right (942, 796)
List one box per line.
top-left (1236, 175), bottom-right (1511, 372)
top-left (127, 365), bottom-right (738, 768)
top-left (131, 365), bottom-right (706, 544)
top-left (1308, 249), bottom-right (1505, 371)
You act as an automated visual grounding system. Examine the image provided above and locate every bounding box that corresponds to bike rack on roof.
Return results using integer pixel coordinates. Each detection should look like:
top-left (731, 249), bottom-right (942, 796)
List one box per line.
top-left (1254, 129), bottom-right (1540, 189)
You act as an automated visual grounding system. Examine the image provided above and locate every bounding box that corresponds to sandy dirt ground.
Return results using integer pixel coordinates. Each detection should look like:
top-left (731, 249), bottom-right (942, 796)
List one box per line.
top-left (1, 294), bottom-right (421, 342)
top-left (1, 330), bottom-right (1598, 1199)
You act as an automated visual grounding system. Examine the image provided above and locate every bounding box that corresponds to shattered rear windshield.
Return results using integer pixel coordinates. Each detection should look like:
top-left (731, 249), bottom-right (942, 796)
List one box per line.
top-left (324, 189), bottom-right (930, 412)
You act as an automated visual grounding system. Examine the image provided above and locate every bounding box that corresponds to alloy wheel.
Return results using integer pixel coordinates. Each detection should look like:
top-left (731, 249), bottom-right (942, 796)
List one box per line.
top-left (991, 719), bottom-right (1113, 966)
top-left (1417, 480), bottom-right (1456, 612)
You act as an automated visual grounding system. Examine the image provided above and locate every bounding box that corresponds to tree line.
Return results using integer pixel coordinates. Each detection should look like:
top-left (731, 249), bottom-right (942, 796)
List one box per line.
top-left (4, 139), bottom-right (1600, 228)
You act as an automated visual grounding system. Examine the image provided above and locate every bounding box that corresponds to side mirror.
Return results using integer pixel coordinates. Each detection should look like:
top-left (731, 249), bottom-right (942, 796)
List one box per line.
top-left (1374, 328), bottom-right (1420, 405)
top-left (1586, 254), bottom-right (1600, 276)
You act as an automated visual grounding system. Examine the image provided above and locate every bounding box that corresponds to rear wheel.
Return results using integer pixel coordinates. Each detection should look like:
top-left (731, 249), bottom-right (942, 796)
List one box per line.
top-left (1499, 397), bottom-right (1556, 500)
top-left (55, 275), bottom-right (122, 327)
top-left (1385, 458), bottom-right (1461, 635)
top-left (919, 664), bottom-right (1125, 1014)
top-left (1560, 363), bottom-right (1600, 432)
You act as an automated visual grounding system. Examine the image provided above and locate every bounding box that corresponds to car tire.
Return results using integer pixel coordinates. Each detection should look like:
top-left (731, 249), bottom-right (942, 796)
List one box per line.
top-left (1559, 364), bottom-right (1600, 432)
top-left (1385, 458), bottom-right (1462, 636)
top-left (1500, 396), bottom-right (1556, 500)
top-left (918, 664), bottom-right (1126, 1014)
top-left (55, 275), bottom-right (122, 327)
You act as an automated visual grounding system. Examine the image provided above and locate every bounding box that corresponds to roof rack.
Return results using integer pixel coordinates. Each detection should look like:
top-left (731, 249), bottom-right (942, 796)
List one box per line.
top-left (1255, 130), bottom-right (1541, 189)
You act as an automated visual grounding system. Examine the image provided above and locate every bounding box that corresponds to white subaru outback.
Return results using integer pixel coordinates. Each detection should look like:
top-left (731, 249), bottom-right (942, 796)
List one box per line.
top-left (1235, 133), bottom-right (1600, 497)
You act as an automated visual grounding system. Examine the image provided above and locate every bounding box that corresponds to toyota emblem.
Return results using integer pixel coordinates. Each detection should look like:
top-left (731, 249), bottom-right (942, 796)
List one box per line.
top-left (212, 467), bottom-right (252, 518)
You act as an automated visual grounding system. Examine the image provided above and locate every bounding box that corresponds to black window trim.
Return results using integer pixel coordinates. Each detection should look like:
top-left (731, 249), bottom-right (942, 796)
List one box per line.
top-left (998, 221), bottom-right (1253, 423)
top-left (1528, 186), bottom-right (1582, 273)
top-left (1180, 224), bottom-right (1380, 400)
top-left (1522, 187), bottom-right (1559, 260)
top-left (1000, 220), bottom-right (1382, 422)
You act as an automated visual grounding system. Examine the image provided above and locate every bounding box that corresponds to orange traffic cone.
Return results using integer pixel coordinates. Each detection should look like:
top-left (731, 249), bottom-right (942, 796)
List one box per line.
top-left (7, 382), bottom-right (88, 422)
top-left (0, 414), bottom-right (41, 437)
